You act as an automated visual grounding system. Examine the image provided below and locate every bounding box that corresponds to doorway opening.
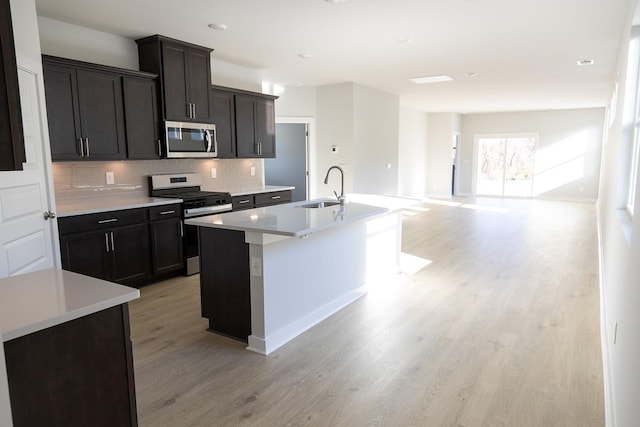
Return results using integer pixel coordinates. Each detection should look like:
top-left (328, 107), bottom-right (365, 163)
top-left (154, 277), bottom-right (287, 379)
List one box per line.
top-left (265, 119), bottom-right (311, 202)
top-left (474, 134), bottom-right (537, 197)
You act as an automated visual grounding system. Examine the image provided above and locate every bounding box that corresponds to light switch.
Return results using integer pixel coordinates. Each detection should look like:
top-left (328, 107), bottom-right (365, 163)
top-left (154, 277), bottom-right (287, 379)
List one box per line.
top-left (250, 167), bottom-right (256, 176)
top-left (211, 167), bottom-right (217, 179)
top-left (106, 171), bottom-right (115, 185)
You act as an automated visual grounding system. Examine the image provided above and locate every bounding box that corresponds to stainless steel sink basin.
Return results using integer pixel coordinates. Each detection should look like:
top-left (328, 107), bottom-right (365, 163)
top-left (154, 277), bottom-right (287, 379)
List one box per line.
top-left (297, 200), bottom-right (341, 209)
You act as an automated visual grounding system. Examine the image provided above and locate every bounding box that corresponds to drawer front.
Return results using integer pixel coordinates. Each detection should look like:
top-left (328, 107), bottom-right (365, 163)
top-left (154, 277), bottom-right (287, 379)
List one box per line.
top-left (149, 204), bottom-right (182, 221)
top-left (254, 190), bottom-right (292, 207)
top-left (232, 195), bottom-right (255, 211)
top-left (58, 208), bottom-right (148, 235)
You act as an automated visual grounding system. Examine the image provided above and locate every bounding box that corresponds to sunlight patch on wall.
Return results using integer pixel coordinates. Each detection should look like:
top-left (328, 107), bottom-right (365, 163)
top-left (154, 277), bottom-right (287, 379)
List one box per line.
top-left (533, 130), bottom-right (587, 195)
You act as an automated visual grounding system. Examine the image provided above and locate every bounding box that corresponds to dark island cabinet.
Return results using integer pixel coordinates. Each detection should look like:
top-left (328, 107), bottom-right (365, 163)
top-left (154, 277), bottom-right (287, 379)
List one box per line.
top-left (5, 304), bottom-right (138, 427)
top-left (137, 35), bottom-right (213, 123)
top-left (123, 76), bottom-right (161, 159)
top-left (0, 0), bottom-right (26, 170)
top-left (231, 190), bottom-right (292, 211)
top-left (42, 55), bottom-right (158, 161)
top-left (58, 204), bottom-right (183, 286)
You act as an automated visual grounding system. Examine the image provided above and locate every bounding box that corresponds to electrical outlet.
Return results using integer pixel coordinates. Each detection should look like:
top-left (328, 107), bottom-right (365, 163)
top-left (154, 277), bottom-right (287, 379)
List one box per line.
top-left (251, 257), bottom-right (262, 277)
top-left (211, 167), bottom-right (217, 179)
top-left (106, 171), bottom-right (115, 185)
top-left (250, 166), bottom-right (256, 176)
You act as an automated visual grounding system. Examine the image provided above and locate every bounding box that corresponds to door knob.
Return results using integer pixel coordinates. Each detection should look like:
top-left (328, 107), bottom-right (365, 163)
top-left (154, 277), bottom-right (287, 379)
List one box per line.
top-left (43, 211), bottom-right (56, 220)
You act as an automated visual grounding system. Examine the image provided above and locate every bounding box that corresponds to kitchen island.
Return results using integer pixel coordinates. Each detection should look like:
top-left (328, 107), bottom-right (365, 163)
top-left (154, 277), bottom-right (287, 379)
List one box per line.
top-left (186, 198), bottom-right (402, 355)
top-left (0, 268), bottom-right (139, 426)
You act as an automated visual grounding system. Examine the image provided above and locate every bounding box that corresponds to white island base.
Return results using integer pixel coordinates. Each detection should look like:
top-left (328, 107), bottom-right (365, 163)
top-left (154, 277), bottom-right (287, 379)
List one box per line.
top-left (245, 211), bottom-right (401, 355)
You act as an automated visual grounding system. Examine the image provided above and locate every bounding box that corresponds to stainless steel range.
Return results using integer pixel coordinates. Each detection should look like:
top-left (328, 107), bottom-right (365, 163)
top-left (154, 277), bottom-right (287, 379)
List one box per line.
top-left (149, 173), bottom-right (232, 275)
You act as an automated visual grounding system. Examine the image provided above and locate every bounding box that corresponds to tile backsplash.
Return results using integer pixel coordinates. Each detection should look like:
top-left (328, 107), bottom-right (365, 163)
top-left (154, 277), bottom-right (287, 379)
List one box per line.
top-left (52, 158), bottom-right (265, 199)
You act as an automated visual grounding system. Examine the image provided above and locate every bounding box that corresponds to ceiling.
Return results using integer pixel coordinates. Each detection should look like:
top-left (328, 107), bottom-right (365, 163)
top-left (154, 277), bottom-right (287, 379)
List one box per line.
top-left (34, 0), bottom-right (636, 113)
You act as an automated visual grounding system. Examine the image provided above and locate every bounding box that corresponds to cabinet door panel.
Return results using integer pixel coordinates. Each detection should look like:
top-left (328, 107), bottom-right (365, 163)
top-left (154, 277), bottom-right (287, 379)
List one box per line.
top-left (111, 223), bottom-right (151, 285)
top-left (162, 43), bottom-right (189, 120)
top-left (210, 89), bottom-right (236, 158)
top-left (235, 94), bottom-right (256, 157)
top-left (150, 219), bottom-right (183, 275)
top-left (187, 49), bottom-right (211, 121)
top-left (123, 77), bottom-right (161, 159)
top-left (43, 64), bottom-right (83, 160)
top-left (60, 230), bottom-right (111, 281)
top-left (255, 97), bottom-right (276, 158)
top-left (76, 70), bottom-right (126, 159)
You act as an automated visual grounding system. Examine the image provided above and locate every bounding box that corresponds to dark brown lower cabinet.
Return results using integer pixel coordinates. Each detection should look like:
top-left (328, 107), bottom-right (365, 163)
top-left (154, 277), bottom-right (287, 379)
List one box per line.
top-left (199, 227), bottom-right (251, 341)
top-left (4, 304), bottom-right (138, 427)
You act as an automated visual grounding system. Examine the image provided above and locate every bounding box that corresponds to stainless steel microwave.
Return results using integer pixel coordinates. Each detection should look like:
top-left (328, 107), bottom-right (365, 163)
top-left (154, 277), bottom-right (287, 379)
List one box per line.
top-left (165, 121), bottom-right (217, 158)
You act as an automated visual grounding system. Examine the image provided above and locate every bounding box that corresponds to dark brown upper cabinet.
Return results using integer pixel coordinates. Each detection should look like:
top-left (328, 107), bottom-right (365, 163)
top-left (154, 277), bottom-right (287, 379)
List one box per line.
top-left (123, 76), bottom-right (161, 159)
top-left (136, 35), bottom-right (213, 123)
top-left (235, 92), bottom-right (277, 158)
top-left (0, 0), bottom-right (26, 170)
top-left (42, 55), bottom-right (158, 161)
top-left (210, 85), bottom-right (277, 159)
top-left (209, 86), bottom-right (236, 158)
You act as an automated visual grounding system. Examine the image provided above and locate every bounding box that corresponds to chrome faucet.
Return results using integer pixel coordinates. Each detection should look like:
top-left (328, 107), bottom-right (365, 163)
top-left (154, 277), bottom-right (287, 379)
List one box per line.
top-left (323, 165), bottom-right (345, 206)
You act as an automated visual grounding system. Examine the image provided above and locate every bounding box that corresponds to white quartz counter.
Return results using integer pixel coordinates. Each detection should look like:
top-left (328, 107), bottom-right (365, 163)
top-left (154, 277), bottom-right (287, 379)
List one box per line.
top-left (228, 185), bottom-right (295, 197)
top-left (56, 195), bottom-right (182, 217)
top-left (0, 269), bottom-right (139, 342)
top-left (185, 199), bottom-right (389, 237)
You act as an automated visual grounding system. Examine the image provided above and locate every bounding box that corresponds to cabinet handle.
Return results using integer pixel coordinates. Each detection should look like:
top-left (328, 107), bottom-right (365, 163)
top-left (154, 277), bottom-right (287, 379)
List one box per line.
top-left (85, 138), bottom-right (90, 157)
top-left (271, 195), bottom-right (281, 200)
top-left (180, 222), bottom-right (183, 238)
top-left (157, 139), bottom-right (162, 156)
top-left (238, 200), bottom-right (251, 204)
top-left (98, 218), bottom-right (118, 224)
top-left (78, 138), bottom-right (85, 157)
top-left (186, 103), bottom-right (191, 118)
top-left (105, 233), bottom-right (110, 253)
top-left (159, 210), bottom-right (176, 215)
top-left (192, 103), bottom-right (196, 118)
top-left (110, 231), bottom-right (115, 251)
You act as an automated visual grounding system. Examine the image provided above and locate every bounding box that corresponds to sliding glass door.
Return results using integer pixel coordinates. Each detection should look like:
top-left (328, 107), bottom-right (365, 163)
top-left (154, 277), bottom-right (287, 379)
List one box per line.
top-left (475, 135), bottom-right (536, 197)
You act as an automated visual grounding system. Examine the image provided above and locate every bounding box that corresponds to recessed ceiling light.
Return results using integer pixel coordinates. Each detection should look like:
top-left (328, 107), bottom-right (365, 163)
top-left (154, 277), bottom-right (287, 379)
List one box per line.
top-left (577, 59), bottom-right (595, 66)
top-left (298, 53), bottom-right (313, 59)
top-left (208, 23), bottom-right (227, 31)
top-left (409, 75), bottom-right (454, 84)
top-left (325, 0), bottom-right (347, 3)
top-left (465, 72), bottom-right (477, 78)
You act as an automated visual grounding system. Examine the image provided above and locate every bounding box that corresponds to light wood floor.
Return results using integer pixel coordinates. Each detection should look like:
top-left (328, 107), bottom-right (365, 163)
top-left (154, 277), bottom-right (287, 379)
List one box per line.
top-left (129, 198), bottom-right (603, 427)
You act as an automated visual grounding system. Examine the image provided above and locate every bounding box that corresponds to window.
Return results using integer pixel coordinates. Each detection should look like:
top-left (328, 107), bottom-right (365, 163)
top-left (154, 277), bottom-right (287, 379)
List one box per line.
top-left (623, 27), bottom-right (640, 217)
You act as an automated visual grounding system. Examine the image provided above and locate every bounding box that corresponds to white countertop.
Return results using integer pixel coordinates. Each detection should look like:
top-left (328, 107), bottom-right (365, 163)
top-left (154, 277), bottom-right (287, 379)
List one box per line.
top-left (228, 185), bottom-right (295, 197)
top-left (185, 198), bottom-right (389, 237)
top-left (0, 269), bottom-right (139, 342)
top-left (56, 195), bottom-right (182, 217)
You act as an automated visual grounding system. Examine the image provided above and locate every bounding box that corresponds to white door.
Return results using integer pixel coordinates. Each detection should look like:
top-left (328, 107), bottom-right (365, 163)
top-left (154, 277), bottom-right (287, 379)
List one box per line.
top-left (0, 55), bottom-right (59, 278)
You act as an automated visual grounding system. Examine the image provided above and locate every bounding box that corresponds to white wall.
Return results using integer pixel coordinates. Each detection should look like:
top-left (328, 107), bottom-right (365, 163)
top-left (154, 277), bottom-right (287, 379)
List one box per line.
top-left (460, 109), bottom-right (605, 201)
top-left (398, 108), bottom-right (428, 198)
top-left (275, 85), bottom-right (317, 118)
top-left (597, 1), bottom-right (640, 425)
top-left (316, 83), bottom-right (355, 197)
top-left (427, 113), bottom-right (457, 198)
top-left (353, 84), bottom-right (399, 196)
top-left (37, 16), bottom-right (139, 70)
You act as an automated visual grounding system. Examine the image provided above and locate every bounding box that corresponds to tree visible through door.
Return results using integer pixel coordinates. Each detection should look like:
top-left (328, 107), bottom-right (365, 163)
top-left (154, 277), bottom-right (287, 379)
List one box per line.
top-left (476, 135), bottom-right (536, 197)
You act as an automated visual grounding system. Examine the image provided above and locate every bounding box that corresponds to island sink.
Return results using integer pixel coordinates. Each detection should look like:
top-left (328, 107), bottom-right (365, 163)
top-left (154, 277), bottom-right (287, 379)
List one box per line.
top-left (296, 200), bottom-right (341, 209)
